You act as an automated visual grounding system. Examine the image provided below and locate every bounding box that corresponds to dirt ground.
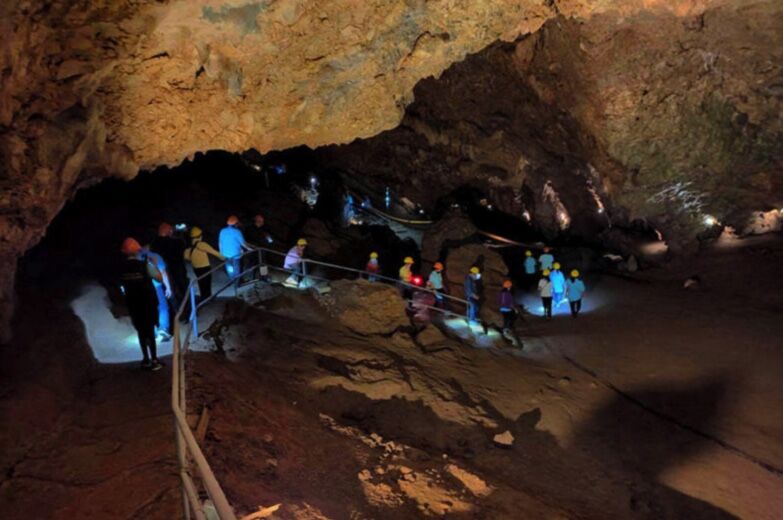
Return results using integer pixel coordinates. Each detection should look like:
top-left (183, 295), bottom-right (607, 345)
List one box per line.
top-left (186, 236), bottom-right (783, 519)
top-left (1, 235), bottom-right (781, 519)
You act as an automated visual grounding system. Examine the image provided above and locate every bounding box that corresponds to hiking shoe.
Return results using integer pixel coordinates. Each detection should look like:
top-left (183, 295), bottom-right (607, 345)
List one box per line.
top-left (157, 331), bottom-right (172, 342)
top-left (141, 359), bottom-right (152, 369)
top-left (150, 360), bottom-right (163, 371)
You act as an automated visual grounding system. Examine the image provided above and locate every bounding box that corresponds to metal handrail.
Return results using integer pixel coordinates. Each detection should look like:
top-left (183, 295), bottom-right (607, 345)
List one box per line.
top-left (248, 244), bottom-right (471, 310)
top-left (171, 245), bottom-right (477, 519)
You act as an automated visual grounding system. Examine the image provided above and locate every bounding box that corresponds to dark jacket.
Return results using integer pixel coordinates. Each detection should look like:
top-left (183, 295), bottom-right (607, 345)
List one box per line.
top-left (499, 289), bottom-right (514, 310)
top-left (464, 275), bottom-right (482, 300)
top-left (120, 257), bottom-right (158, 323)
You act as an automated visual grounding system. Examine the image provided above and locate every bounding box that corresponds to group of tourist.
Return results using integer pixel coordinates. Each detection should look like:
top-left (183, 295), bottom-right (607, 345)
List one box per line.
top-left (119, 213), bottom-right (588, 369)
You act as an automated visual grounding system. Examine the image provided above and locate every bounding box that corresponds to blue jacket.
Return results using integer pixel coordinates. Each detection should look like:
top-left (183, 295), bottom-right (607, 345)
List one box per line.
top-left (550, 270), bottom-right (566, 292)
top-left (219, 225), bottom-right (246, 258)
top-left (566, 279), bottom-right (586, 301)
top-left (464, 275), bottom-right (481, 300)
top-left (524, 256), bottom-right (537, 274)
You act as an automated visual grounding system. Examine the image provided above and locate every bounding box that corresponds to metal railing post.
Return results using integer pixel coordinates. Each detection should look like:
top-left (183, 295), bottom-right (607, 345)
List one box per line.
top-left (301, 258), bottom-right (307, 285)
top-left (190, 285), bottom-right (198, 338)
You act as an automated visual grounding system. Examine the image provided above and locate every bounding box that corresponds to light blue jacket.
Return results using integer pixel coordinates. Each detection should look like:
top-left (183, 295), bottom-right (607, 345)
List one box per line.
top-left (219, 225), bottom-right (246, 258)
top-left (567, 279), bottom-right (586, 301)
top-left (550, 269), bottom-right (566, 292)
top-left (539, 253), bottom-right (554, 271)
top-left (524, 256), bottom-right (537, 274)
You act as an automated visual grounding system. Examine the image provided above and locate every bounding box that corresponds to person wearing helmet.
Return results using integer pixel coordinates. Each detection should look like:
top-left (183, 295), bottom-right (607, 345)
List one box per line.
top-left (399, 256), bottom-right (415, 300)
top-left (499, 279), bottom-right (517, 331)
top-left (219, 215), bottom-right (251, 280)
top-left (524, 250), bottom-right (537, 289)
top-left (140, 246), bottom-right (173, 341)
top-left (464, 266), bottom-right (483, 326)
top-left (538, 269), bottom-right (553, 320)
top-left (184, 227), bottom-right (225, 301)
top-left (538, 247), bottom-right (554, 272)
top-left (566, 269), bottom-right (586, 317)
top-left (550, 262), bottom-right (566, 306)
top-left (120, 237), bottom-right (164, 371)
top-left (427, 261), bottom-right (446, 307)
top-left (244, 214), bottom-right (274, 281)
top-left (284, 238), bottom-right (308, 287)
top-left (151, 222), bottom-right (188, 310)
top-left (366, 252), bottom-right (380, 282)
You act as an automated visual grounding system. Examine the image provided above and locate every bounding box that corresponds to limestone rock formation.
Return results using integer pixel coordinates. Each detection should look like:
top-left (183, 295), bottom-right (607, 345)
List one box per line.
top-left (317, 279), bottom-right (408, 336)
top-left (1, 0), bottom-right (781, 340)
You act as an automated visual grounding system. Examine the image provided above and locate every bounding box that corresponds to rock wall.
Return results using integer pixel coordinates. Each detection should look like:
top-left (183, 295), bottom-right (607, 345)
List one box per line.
top-left (321, 1), bottom-right (783, 250)
top-left (1, 0), bottom-right (779, 340)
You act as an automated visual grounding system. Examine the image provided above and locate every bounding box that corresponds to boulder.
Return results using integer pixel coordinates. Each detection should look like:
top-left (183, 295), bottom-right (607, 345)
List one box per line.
top-left (420, 208), bottom-right (478, 267)
top-left (321, 279), bottom-right (408, 335)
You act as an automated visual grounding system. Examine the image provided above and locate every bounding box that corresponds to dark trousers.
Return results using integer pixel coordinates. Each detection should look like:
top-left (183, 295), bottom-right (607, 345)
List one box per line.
top-left (569, 299), bottom-right (582, 317)
top-left (502, 310), bottom-right (516, 330)
top-left (194, 266), bottom-right (212, 301)
top-left (542, 297), bottom-right (553, 319)
top-left (130, 313), bottom-right (158, 362)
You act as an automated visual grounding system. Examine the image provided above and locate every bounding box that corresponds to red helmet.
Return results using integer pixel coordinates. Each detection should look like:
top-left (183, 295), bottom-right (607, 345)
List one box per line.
top-left (121, 237), bottom-right (142, 255)
top-left (227, 215), bottom-right (239, 226)
top-left (158, 222), bottom-right (173, 236)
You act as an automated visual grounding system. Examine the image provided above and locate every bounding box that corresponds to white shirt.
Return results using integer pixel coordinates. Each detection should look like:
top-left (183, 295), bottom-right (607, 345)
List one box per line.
top-left (538, 278), bottom-right (552, 298)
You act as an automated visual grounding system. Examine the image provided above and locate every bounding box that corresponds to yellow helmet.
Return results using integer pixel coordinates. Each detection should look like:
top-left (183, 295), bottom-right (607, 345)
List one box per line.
top-left (189, 226), bottom-right (202, 238)
top-left (370, 252), bottom-right (379, 259)
top-left (553, 262), bottom-right (561, 270)
top-left (404, 256), bottom-right (414, 264)
top-left (297, 238), bottom-right (308, 246)
top-left (571, 269), bottom-right (580, 278)
top-left (470, 266), bottom-right (480, 274)
top-left (525, 250), bottom-right (532, 257)
top-left (542, 269), bottom-right (551, 276)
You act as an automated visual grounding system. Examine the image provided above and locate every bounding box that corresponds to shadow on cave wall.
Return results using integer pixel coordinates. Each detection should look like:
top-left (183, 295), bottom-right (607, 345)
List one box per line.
top-left (312, 371), bottom-right (736, 518)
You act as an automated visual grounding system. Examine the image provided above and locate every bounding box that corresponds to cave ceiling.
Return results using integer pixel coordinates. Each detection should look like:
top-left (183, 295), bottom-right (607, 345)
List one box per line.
top-left (0, 0), bottom-right (782, 340)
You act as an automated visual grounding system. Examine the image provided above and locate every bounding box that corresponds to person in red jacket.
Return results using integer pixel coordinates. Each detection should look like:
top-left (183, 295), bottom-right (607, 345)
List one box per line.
top-left (366, 252), bottom-right (380, 281)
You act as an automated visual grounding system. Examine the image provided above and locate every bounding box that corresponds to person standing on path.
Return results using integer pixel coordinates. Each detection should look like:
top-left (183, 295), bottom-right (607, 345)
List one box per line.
top-left (120, 238), bottom-right (163, 371)
top-left (538, 269), bottom-right (553, 320)
top-left (566, 269), bottom-right (586, 318)
top-left (184, 226), bottom-right (224, 302)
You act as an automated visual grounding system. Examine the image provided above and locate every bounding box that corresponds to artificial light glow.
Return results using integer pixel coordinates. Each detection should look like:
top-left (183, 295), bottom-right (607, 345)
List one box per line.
top-left (703, 215), bottom-right (718, 227)
top-left (522, 210), bottom-right (531, 221)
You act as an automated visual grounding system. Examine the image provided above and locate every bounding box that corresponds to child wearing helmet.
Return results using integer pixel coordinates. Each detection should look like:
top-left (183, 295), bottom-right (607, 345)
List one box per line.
top-left (538, 269), bottom-right (553, 320)
top-left (184, 227), bottom-right (224, 301)
top-left (366, 252), bottom-right (380, 282)
top-left (550, 262), bottom-right (566, 306)
top-left (283, 238), bottom-right (308, 287)
top-left (464, 266), bottom-right (484, 328)
top-left (566, 269), bottom-right (586, 317)
top-left (499, 279), bottom-right (517, 331)
top-left (524, 250), bottom-right (537, 290)
top-left (399, 256), bottom-right (415, 301)
top-left (427, 262), bottom-right (446, 307)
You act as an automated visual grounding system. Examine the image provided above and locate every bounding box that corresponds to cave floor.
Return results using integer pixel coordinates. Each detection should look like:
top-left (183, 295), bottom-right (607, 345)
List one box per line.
top-left (1, 236), bottom-right (782, 519)
top-left (187, 236), bottom-right (783, 519)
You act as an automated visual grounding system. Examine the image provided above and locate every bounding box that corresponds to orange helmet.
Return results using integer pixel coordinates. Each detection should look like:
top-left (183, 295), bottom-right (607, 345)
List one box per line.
top-left (433, 262), bottom-right (444, 271)
top-left (227, 215), bottom-right (239, 226)
top-left (502, 279), bottom-right (512, 289)
top-left (121, 237), bottom-right (142, 255)
top-left (158, 222), bottom-right (173, 236)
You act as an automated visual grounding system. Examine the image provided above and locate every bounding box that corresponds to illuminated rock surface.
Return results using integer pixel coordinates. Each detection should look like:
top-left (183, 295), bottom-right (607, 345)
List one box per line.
top-left (1, 0), bottom-right (781, 338)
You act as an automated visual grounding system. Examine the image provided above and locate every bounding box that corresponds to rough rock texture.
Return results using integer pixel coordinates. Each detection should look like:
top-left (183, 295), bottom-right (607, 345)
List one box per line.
top-left (444, 243), bottom-right (508, 326)
top-left (1, 0), bottom-right (781, 340)
top-left (321, 1), bottom-right (783, 250)
top-left (419, 208), bottom-right (478, 267)
top-left (316, 279), bottom-right (408, 335)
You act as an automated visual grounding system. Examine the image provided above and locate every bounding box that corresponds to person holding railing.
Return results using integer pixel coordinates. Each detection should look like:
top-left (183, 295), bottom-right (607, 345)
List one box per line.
top-left (245, 214), bottom-right (274, 281)
top-left (219, 215), bottom-right (251, 281)
top-left (427, 262), bottom-right (446, 308)
top-left (283, 238), bottom-right (308, 287)
top-left (399, 256), bottom-right (415, 301)
top-left (184, 226), bottom-right (224, 301)
top-left (464, 266), bottom-right (483, 330)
